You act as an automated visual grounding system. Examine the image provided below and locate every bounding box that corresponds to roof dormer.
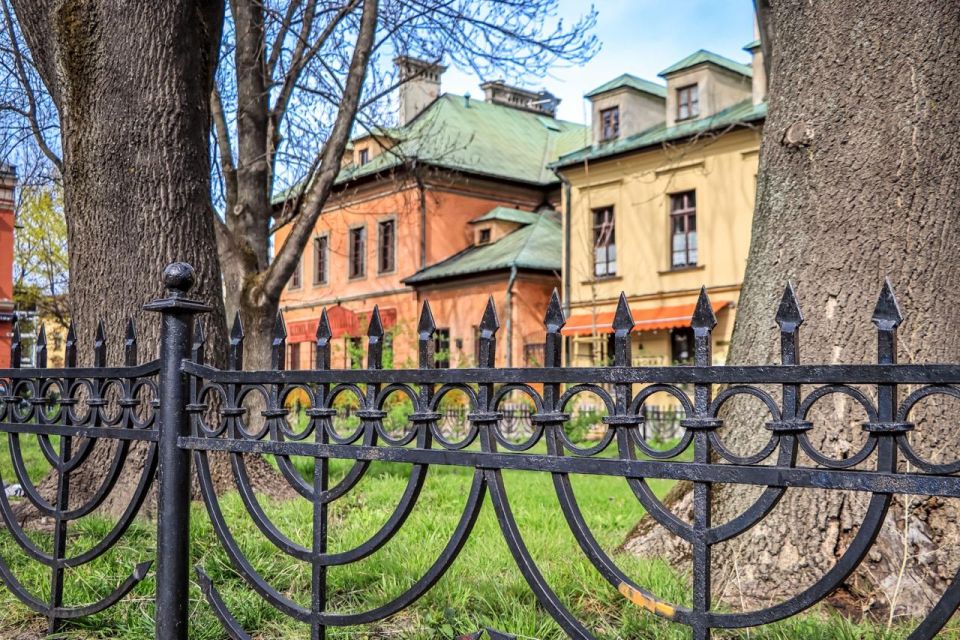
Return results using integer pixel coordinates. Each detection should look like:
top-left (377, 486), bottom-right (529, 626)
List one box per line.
top-left (658, 50), bottom-right (752, 127)
top-left (585, 74), bottom-right (666, 145)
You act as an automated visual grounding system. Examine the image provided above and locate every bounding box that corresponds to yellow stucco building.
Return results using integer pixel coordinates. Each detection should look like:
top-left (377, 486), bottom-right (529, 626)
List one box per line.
top-left (553, 42), bottom-right (766, 367)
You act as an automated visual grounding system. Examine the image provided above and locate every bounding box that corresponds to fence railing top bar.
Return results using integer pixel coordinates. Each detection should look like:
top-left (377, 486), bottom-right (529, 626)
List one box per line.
top-left (0, 360), bottom-right (162, 379)
top-left (181, 360), bottom-right (960, 385)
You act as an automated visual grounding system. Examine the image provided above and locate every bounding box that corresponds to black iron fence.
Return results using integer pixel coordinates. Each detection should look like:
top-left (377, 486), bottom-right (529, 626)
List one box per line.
top-left (0, 263), bottom-right (959, 639)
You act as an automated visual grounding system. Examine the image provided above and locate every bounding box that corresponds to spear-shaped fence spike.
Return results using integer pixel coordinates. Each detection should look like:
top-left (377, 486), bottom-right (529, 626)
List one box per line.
top-left (191, 318), bottom-right (205, 365)
top-left (873, 278), bottom-right (902, 367)
top-left (64, 320), bottom-right (77, 368)
top-left (367, 305), bottom-right (384, 338)
top-left (35, 324), bottom-right (47, 369)
top-left (271, 311), bottom-right (287, 371)
top-left (775, 283), bottom-right (803, 366)
top-left (124, 318), bottom-right (138, 366)
top-left (775, 282), bottom-right (804, 331)
top-left (691, 286), bottom-right (717, 332)
top-left (229, 311), bottom-right (244, 370)
top-left (544, 289), bottom-right (566, 333)
top-left (611, 293), bottom-right (634, 367)
top-left (477, 297), bottom-right (499, 367)
top-left (315, 308), bottom-right (331, 370)
top-left (543, 289), bottom-right (565, 368)
top-left (366, 306), bottom-right (384, 370)
top-left (872, 277), bottom-right (903, 330)
top-left (612, 292), bottom-right (634, 335)
top-left (417, 301), bottom-right (436, 369)
top-left (10, 320), bottom-right (20, 369)
top-left (94, 320), bottom-right (107, 367)
top-left (418, 300), bottom-right (437, 337)
top-left (480, 296), bottom-right (500, 333)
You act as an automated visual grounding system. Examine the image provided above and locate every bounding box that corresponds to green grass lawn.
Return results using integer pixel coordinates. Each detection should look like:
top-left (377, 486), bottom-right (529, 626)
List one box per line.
top-left (0, 434), bottom-right (952, 639)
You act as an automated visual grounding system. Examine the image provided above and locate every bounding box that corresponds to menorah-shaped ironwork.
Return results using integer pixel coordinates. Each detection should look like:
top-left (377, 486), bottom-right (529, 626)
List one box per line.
top-left (0, 318), bottom-right (158, 635)
top-left (1, 262), bottom-right (960, 639)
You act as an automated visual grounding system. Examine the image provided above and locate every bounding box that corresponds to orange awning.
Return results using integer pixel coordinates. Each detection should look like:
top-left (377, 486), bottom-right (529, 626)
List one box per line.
top-left (561, 301), bottom-right (730, 337)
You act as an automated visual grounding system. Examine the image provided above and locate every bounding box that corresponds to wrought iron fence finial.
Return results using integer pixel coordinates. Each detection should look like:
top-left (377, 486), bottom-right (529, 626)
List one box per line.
top-left (872, 277), bottom-right (903, 330)
top-left (691, 286), bottom-right (717, 332)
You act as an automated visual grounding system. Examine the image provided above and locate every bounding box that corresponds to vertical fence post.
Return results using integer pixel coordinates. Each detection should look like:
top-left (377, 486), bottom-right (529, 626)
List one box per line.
top-left (144, 263), bottom-right (210, 640)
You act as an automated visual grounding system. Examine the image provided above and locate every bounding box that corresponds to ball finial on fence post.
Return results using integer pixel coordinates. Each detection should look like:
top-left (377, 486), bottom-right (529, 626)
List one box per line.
top-left (162, 262), bottom-right (196, 297)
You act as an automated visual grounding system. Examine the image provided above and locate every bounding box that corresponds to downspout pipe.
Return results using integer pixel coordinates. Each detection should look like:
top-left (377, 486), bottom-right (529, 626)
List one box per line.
top-left (557, 171), bottom-right (573, 366)
top-left (504, 265), bottom-right (519, 367)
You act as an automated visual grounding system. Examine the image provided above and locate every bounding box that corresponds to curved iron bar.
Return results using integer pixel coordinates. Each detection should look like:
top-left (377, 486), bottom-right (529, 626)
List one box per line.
top-left (627, 384), bottom-right (695, 460)
top-left (549, 426), bottom-right (692, 625)
top-left (195, 446), bottom-right (311, 620)
top-left (321, 427), bottom-right (431, 566)
top-left (0, 556), bottom-right (152, 619)
top-left (229, 447), bottom-right (312, 561)
top-left (708, 386), bottom-right (781, 466)
top-left (895, 385), bottom-right (960, 474)
top-left (796, 385), bottom-right (878, 469)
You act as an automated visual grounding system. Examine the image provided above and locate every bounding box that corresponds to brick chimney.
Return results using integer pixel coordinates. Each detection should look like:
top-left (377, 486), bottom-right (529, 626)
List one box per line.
top-left (395, 56), bottom-right (446, 125)
top-left (0, 165), bottom-right (16, 367)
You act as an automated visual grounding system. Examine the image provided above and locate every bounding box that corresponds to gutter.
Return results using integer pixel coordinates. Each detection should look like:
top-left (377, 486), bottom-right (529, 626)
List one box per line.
top-left (503, 265), bottom-right (519, 367)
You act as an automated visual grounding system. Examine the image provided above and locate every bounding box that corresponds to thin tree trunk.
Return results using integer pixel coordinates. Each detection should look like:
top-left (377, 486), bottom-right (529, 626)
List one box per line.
top-left (624, 0), bottom-right (960, 621)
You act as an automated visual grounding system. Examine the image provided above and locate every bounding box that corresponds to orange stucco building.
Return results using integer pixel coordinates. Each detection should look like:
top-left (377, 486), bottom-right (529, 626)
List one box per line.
top-left (275, 60), bottom-right (585, 369)
top-left (0, 166), bottom-right (17, 367)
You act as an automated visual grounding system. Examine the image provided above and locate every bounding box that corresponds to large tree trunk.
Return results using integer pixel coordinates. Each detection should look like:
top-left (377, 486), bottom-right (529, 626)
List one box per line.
top-left (624, 0), bottom-right (960, 622)
top-left (9, 0), bottom-right (288, 517)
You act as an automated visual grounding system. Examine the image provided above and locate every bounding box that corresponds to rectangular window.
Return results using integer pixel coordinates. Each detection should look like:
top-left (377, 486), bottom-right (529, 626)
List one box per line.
top-left (478, 228), bottom-right (491, 245)
top-left (287, 343), bottom-right (300, 370)
top-left (677, 84), bottom-right (699, 120)
top-left (313, 236), bottom-right (328, 285)
top-left (671, 327), bottom-right (695, 364)
top-left (348, 226), bottom-right (366, 279)
top-left (670, 191), bottom-right (698, 268)
top-left (377, 219), bottom-right (395, 274)
top-left (592, 206), bottom-right (616, 278)
top-left (290, 256), bottom-right (302, 289)
top-left (600, 106), bottom-right (620, 141)
top-left (359, 148), bottom-right (370, 165)
top-left (434, 328), bottom-right (451, 369)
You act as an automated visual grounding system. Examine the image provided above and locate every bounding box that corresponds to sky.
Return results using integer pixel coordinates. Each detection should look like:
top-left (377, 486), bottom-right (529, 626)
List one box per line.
top-left (441, 0), bottom-right (757, 124)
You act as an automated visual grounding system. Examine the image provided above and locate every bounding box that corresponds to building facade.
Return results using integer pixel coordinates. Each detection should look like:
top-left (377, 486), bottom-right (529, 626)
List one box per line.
top-left (553, 43), bottom-right (766, 367)
top-left (0, 167), bottom-right (16, 367)
top-left (275, 60), bottom-right (585, 369)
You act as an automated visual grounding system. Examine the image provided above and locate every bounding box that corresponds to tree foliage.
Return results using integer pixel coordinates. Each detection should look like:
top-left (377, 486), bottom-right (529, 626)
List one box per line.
top-left (12, 183), bottom-right (67, 329)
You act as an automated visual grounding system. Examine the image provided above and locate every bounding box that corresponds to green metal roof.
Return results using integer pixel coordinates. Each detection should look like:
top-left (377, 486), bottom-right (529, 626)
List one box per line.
top-left (585, 73), bottom-right (666, 99)
top-left (552, 99), bottom-right (766, 168)
top-left (337, 94), bottom-right (587, 187)
top-left (469, 206), bottom-right (542, 225)
top-left (743, 39), bottom-right (761, 52)
top-left (658, 49), bottom-right (753, 78)
top-left (403, 211), bottom-right (560, 285)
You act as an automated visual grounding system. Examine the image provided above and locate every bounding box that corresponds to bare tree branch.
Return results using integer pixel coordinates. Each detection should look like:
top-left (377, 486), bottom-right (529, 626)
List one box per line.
top-left (211, 85), bottom-right (238, 211)
top-left (262, 0), bottom-right (378, 299)
top-left (1, 0), bottom-right (59, 170)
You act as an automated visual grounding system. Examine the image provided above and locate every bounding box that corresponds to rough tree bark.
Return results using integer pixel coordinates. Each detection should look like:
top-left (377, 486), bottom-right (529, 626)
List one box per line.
top-left (624, 0), bottom-right (960, 621)
top-left (9, 0), bottom-right (284, 517)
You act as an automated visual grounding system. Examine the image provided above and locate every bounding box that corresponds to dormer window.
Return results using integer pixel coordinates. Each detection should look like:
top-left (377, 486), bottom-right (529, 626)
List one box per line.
top-left (677, 84), bottom-right (699, 120)
top-left (478, 228), bottom-right (492, 245)
top-left (600, 107), bottom-right (620, 141)
top-left (359, 148), bottom-right (370, 165)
